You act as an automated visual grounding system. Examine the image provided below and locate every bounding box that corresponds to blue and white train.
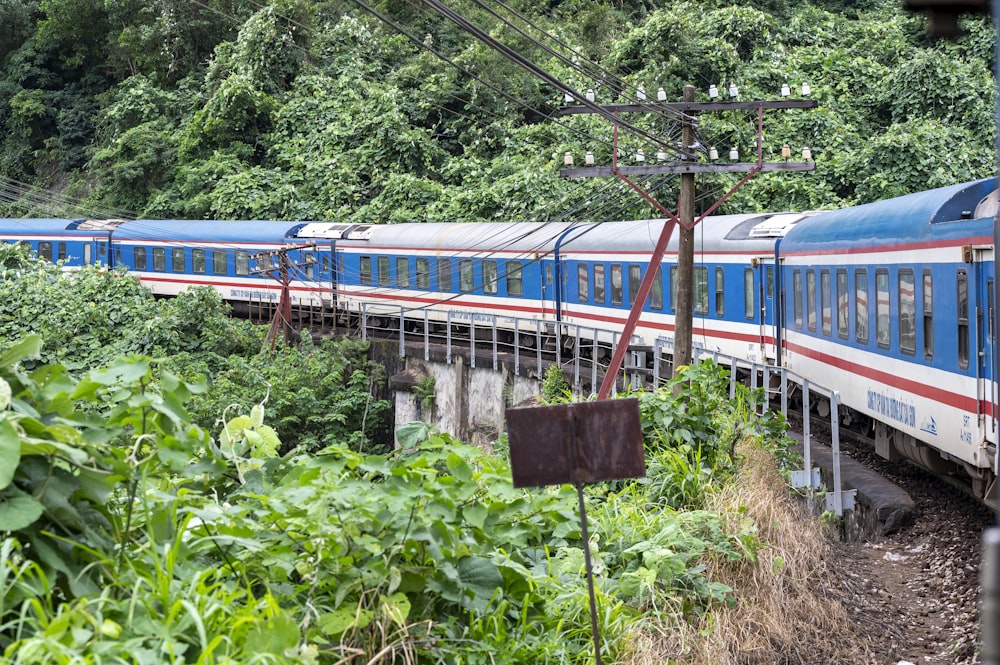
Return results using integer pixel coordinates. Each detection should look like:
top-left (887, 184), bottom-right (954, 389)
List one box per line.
top-left (0, 178), bottom-right (997, 507)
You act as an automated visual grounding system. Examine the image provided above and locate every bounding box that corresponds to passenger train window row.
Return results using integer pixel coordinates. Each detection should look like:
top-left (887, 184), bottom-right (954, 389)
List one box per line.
top-left (357, 255), bottom-right (525, 296)
top-left (790, 265), bottom-right (987, 371)
top-left (353, 252), bottom-right (777, 324)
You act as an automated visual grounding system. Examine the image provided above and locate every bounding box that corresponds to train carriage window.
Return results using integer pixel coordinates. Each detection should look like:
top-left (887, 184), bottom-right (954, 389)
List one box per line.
top-left (988, 280), bottom-right (994, 341)
top-left (483, 260), bottom-right (497, 294)
top-left (438, 258), bottom-right (452, 291)
top-left (744, 268), bottom-right (755, 320)
top-left (57, 242), bottom-right (66, 262)
top-left (235, 250), bottom-right (249, 276)
top-left (193, 249), bottom-right (206, 274)
top-left (806, 270), bottom-right (816, 332)
top-left (212, 250), bottom-right (227, 275)
top-left (360, 256), bottom-right (372, 285)
top-left (378, 256), bottom-right (390, 286)
top-left (171, 248), bottom-right (185, 272)
top-left (898, 269), bottom-right (916, 355)
top-left (38, 241), bottom-right (52, 262)
top-left (594, 265), bottom-right (605, 304)
top-left (855, 269), bottom-right (868, 344)
top-left (694, 267), bottom-right (709, 315)
top-left (397, 257), bottom-right (410, 288)
top-left (416, 258), bottom-right (430, 289)
top-left (84, 244), bottom-right (92, 265)
top-left (152, 247), bottom-right (166, 272)
top-left (322, 255), bottom-right (330, 273)
top-left (669, 266), bottom-right (677, 312)
top-left (837, 269), bottom-right (849, 339)
top-left (115, 248), bottom-right (122, 265)
top-left (821, 270), bottom-right (832, 336)
top-left (628, 264), bottom-right (641, 306)
top-left (459, 259), bottom-right (474, 292)
top-left (793, 269), bottom-right (802, 328)
top-left (923, 270), bottom-right (933, 359)
top-left (578, 264), bottom-right (590, 302)
top-left (958, 269), bottom-right (969, 369)
top-left (134, 247), bottom-right (147, 271)
top-left (506, 261), bottom-right (523, 297)
top-left (304, 253), bottom-right (316, 280)
top-left (766, 266), bottom-right (774, 299)
top-left (650, 267), bottom-right (663, 310)
top-left (611, 264), bottom-right (623, 305)
top-left (715, 267), bottom-right (724, 317)
top-left (876, 269), bottom-right (890, 349)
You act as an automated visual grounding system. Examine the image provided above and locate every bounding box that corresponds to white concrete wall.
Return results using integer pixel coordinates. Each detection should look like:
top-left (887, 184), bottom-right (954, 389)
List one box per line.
top-left (392, 356), bottom-right (544, 448)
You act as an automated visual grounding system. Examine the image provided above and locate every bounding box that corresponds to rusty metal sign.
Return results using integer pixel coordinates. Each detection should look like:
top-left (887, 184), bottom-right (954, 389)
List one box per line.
top-left (506, 399), bottom-right (645, 488)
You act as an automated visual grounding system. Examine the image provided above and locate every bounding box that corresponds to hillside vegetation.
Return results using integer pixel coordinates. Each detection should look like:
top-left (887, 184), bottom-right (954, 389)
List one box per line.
top-left (0, 248), bottom-right (877, 661)
top-left (0, 0), bottom-right (995, 224)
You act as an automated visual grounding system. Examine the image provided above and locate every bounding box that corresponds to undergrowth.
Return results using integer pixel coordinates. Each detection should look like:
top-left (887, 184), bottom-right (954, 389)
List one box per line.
top-left (1, 342), bottom-right (847, 664)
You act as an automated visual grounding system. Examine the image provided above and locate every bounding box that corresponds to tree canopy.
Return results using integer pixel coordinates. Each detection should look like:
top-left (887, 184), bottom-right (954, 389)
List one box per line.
top-left (0, 0), bottom-right (994, 221)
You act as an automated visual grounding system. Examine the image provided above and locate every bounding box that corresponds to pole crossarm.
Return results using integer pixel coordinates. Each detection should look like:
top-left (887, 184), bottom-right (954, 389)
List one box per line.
top-left (566, 85), bottom-right (816, 393)
top-left (560, 162), bottom-right (815, 177)
top-left (559, 99), bottom-right (817, 115)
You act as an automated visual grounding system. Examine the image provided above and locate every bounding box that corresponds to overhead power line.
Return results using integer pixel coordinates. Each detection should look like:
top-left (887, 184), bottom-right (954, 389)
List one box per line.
top-left (414, 0), bottom-right (688, 157)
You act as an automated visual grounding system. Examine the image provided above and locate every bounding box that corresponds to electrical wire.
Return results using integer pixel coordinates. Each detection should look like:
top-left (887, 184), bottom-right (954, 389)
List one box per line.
top-left (414, 0), bottom-right (686, 157)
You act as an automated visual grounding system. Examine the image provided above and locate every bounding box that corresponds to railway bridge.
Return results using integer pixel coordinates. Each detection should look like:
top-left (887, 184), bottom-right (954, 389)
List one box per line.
top-left (328, 306), bottom-right (866, 521)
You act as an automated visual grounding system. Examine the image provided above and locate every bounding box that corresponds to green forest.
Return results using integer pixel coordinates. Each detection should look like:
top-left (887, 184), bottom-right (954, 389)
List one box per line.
top-left (0, 1), bottom-right (994, 663)
top-left (0, 0), bottom-right (995, 224)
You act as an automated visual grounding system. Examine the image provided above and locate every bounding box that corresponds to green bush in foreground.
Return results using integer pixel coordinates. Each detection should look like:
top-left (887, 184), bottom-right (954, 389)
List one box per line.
top-left (1, 340), bottom-right (780, 663)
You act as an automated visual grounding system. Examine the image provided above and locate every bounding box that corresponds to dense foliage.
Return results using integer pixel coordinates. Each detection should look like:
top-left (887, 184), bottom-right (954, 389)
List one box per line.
top-left (1, 335), bottom-right (788, 662)
top-left (0, 243), bottom-right (391, 449)
top-left (1, 1), bottom-right (994, 223)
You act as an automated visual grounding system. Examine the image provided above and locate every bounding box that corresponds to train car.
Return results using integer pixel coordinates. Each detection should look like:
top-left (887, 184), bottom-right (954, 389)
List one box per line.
top-left (0, 218), bottom-right (118, 266)
top-left (778, 178), bottom-right (998, 506)
top-left (556, 212), bottom-right (816, 366)
top-left (108, 219), bottom-right (343, 311)
top-left (333, 213), bottom-right (817, 366)
top-left (334, 221), bottom-right (572, 345)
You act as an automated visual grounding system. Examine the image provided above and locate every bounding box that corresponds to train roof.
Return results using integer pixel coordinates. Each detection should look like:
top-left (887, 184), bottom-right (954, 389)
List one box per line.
top-left (112, 219), bottom-right (305, 243)
top-left (780, 178), bottom-right (999, 249)
top-left (343, 221), bottom-right (582, 253)
top-left (0, 218), bottom-right (98, 235)
top-left (341, 213), bottom-right (817, 255)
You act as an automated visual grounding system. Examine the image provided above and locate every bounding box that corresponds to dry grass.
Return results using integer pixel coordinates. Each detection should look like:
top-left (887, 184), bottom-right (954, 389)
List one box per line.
top-left (620, 442), bottom-right (877, 665)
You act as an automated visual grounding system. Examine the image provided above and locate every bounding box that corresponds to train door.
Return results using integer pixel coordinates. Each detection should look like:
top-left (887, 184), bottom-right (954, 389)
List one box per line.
top-left (317, 240), bottom-right (335, 305)
top-left (975, 247), bottom-right (996, 441)
top-left (754, 257), bottom-right (777, 363)
top-left (541, 259), bottom-right (556, 319)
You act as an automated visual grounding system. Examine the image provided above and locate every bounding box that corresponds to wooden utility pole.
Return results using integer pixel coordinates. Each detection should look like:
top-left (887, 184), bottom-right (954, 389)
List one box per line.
top-left (674, 84), bottom-right (696, 369)
top-left (559, 85), bottom-right (815, 390)
top-left (251, 245), bottom-right (316, 351)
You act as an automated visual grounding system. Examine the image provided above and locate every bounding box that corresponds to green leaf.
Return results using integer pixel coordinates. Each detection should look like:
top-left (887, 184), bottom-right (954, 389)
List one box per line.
top-left (395, 421), bottom-right (430, 449)
top-left (457, 556), bottom-right (504, 610)
top-left (463, 504), bottom-right (487, 530)
top-left (381, 592), bottom-right (411, 627)
top-left (0, 419), bottom-right (20, 490)
top-left (0, 378), bottom-right (10, 410)
top-left (252, 425), bottom-right (280, 459)
top-left (317, 606), bottom-right (374, 637)
top-left (0, 335), bottom-right (42, 371)
top-left (0, 489), bottom-right (44, 531)
top-left (245, 608), bottom-right (299, 656)
top-left (446, 452), bottom-right (473, 482)
top-left (250, 403), bottom-right (265, 428)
